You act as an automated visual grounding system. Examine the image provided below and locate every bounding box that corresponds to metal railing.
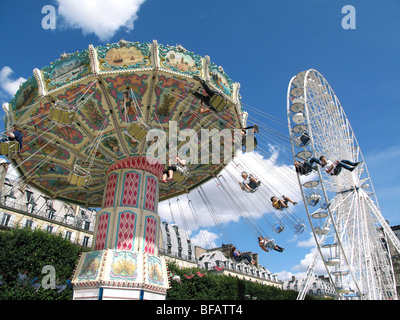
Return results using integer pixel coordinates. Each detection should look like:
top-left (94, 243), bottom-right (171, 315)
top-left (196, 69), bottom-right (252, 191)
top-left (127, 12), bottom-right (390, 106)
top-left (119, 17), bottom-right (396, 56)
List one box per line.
top-left (0, 198), bottom-right (95, 233)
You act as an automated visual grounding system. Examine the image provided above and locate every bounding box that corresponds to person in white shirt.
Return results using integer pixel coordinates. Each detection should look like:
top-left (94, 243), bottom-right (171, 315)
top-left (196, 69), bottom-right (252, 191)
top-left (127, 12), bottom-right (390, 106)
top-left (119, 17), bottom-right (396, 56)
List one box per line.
top-left (239, 171), bottom-right (260, 193)
top-left (258, 236), bottom-right (284, 252)
top-left (319, 156), bottom-right (361, 176)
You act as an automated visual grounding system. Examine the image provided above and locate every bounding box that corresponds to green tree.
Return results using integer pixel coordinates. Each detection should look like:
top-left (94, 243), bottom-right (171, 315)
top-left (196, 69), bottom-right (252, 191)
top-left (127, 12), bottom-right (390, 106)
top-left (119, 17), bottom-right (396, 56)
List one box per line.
top-left (0, 227), bottom-right (88, 300)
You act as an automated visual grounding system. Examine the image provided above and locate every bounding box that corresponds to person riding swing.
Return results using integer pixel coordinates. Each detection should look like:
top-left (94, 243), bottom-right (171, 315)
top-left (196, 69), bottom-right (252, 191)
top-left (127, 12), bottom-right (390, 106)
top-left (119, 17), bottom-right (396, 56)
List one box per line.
top-left (241, 124), bottom-right (259, 152)
top-left (258, 236), bottom-right (284, 253)
top-left (161, 156), bottom-right (188, 183)
top-left (319, 156), bottom-right (361, 176)
top-left (0, 125), bottom-right (23, 155)
top-left (190, 76), bottom-right (227, 112)
top-left (239, 171), bottom-right (261, 193)
top-left (271, 195), bottom-right (298, 210)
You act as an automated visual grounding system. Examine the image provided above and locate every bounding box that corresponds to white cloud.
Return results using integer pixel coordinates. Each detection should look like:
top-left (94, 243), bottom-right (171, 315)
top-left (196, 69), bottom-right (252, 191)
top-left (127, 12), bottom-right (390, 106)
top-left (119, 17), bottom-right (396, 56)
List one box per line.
top-left (158, 149), bottom-right (302, 245)
top-left (276, 247), bottom-right (327, 281)
top-left (191, 230), bottom-right (220, 249)
top-left (296, 232), bottom-right (316, 248)
top-left (276, 232), bottom-right (342, 281)
top-left (55, 0), bottom-right (147, 41)
top-left (0, 66), bottom-right (26, 98)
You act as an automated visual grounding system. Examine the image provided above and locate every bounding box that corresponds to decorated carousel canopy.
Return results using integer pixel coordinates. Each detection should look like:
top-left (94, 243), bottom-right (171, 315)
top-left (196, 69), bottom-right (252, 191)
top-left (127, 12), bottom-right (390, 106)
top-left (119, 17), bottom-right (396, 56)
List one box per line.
top-left (4, 39), bottom-right (246, 207)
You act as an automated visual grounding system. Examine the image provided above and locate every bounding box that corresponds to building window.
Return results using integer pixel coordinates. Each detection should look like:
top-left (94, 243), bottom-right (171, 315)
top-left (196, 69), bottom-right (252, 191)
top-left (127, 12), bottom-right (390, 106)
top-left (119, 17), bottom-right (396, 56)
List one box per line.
top-left (25, 219), bottom-right (33, 229)
top-left (83, 221), bottom-right (90, 231)
top-left (188, 249), bottom-right (192, 260)
top-left (1, 213), bottom-right (11, 227)
top-left (65, 231), bottom-right (72, 240)
top-left (46, 225), bottom-right (53, 233)
top-left (83, 236), bottom-right (90, 247)
top-left (187, 239), bottom-right (192, 260)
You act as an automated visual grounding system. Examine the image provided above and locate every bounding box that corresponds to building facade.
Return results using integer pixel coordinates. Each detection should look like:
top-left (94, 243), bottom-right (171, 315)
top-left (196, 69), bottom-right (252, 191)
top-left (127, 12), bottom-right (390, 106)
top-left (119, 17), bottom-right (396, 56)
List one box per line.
top-left (195, 245), bottom-right (281, 288)
top-left (282, 275), bottom-right (337, 299)
top-left (159, 221), bottom-right (198, 269)
top-left (0, 162), bottom-right (96, 248)
top-left (159, 221), bottom-right (282, 289)
top-left (388, 225), bottom-right (400, 300)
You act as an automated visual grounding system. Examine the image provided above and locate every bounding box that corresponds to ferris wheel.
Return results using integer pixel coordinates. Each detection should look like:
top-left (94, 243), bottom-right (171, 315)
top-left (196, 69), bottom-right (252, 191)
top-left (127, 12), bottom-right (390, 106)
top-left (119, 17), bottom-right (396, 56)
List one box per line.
top-left (287, 69), bottom-right (400, 300)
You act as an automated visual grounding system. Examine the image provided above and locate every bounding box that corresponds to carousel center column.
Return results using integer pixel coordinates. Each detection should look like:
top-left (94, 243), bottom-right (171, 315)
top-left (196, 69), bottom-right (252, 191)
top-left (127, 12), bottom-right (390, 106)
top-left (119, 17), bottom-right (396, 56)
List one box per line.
top-left (72, 156), bottom-right (169, 300)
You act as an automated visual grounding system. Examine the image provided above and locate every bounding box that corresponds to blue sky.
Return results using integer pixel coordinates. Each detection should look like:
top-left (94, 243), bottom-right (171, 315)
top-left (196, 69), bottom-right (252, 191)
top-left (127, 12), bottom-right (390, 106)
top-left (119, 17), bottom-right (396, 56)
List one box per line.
top-left (0, 0), bottom-right (399, 280)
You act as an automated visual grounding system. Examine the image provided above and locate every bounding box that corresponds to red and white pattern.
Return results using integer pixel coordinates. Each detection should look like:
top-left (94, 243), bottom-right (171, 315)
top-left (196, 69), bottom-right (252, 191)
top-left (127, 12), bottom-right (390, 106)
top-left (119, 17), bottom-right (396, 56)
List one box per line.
top-left (144, 216), bottom-right (157, 254)
top-left (116, 211), bottom-right (136, 251)
top-left (107, 156), bottom-right (164, 179)
top-left (144, 176), bottom-right (157, 212)
top-left (121, 171), bottom-right (140, 207)
top-left (94, 212), bottom-right (110, 250)
top-left (104, 173), bottom-right (118, 208)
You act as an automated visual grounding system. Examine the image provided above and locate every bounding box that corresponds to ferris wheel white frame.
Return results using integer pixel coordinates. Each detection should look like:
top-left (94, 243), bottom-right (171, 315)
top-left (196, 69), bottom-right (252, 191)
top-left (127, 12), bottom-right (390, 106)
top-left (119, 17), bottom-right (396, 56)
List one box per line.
top-left (287, 69), bottom-right (400, 300)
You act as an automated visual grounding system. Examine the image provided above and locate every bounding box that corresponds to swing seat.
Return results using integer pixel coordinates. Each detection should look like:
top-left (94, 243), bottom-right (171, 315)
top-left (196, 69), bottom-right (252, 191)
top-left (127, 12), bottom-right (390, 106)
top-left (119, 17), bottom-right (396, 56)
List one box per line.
top-left (68, 166), bottom-right (92, 187)
top-left (49, 106), bottom-right (76, 125)
top-left (173, 164), bottom-right (189, 183)
top-left (172, 171), bottom-right (187, 183)
top-left (273, 223), bottom-right (285, 234)
top-left (68, 173), bottom-right (91, 187)
top-left (209, 94), bottom-right (227, 112)
top-left (243, 175), bottom-right (260, 193)
top-left (125, 120), bottom-right (149, 142)
top-left (242, 137), bottom-right (257, 152)
top-left (251, 181), bottom-right (261, 192)
top-left (249, 186), bottom-right (259, 193)
top-left (294, 222), bottom-right (305, 234)
top-left (0, 141), bottom-right (19, 155)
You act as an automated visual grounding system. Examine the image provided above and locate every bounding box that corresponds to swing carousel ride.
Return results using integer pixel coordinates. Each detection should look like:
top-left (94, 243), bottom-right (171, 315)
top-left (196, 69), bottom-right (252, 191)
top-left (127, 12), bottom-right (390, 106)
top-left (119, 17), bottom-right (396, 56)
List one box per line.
top-left (3, 39), bottom-right (299, 300)
top-left (3, 40), bottom-right (245, 205)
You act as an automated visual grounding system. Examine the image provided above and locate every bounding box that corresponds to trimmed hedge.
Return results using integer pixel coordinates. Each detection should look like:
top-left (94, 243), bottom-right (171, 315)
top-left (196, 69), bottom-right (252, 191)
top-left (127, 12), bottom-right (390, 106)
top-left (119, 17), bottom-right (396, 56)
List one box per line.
top-left (166, 262), bottom-right (300, 300)
top-left (0, 227), bottom-right (88, 300)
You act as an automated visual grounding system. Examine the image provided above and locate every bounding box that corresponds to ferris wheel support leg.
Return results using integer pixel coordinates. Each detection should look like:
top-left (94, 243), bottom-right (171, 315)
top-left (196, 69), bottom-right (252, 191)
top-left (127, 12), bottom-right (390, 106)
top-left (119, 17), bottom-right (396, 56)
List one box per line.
top-left (71, 156), bottom-right (169, 300)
